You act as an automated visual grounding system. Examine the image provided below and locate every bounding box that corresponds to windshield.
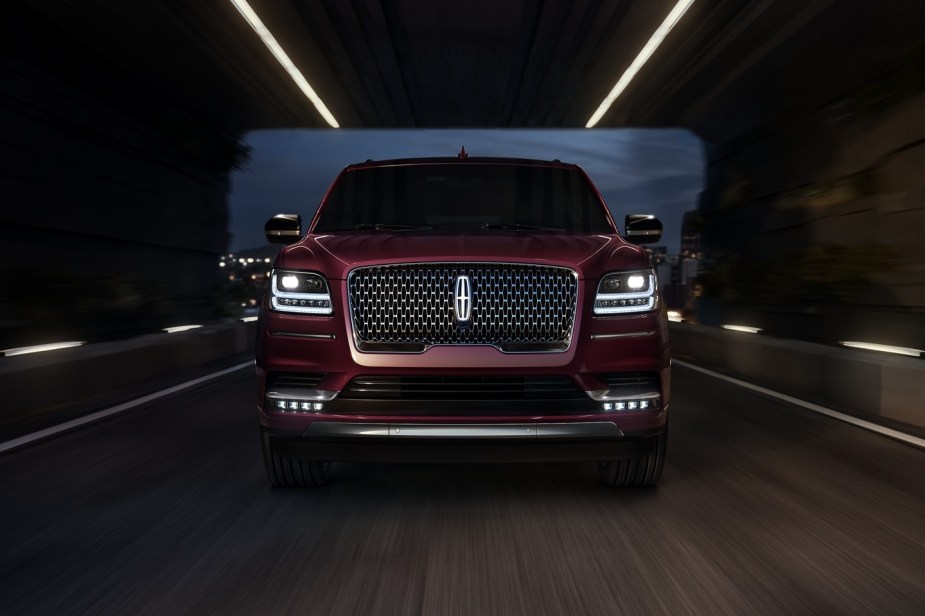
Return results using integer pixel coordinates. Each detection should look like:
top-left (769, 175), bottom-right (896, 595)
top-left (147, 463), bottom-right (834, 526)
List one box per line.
top-left (312, 163), bottom-right (615, 234)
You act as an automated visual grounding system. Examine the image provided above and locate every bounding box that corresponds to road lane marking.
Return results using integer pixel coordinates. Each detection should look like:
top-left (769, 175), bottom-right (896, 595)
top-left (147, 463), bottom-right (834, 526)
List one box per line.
top-left (0, 361), bottom-right (253, 454)
top-left (674, 359), bottom-right (925, 449)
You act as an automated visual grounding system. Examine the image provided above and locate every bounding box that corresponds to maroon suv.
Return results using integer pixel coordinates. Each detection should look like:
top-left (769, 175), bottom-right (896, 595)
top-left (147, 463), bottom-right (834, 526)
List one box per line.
top-left (256, 155), bottom-right (670, 487)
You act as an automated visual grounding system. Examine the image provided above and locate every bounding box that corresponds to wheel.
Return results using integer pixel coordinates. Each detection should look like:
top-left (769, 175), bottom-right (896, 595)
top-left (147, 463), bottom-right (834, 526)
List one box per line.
top-left (598, 421), bottom-right (667, 487)
top-left (261, 428), bottom-right (330, 487)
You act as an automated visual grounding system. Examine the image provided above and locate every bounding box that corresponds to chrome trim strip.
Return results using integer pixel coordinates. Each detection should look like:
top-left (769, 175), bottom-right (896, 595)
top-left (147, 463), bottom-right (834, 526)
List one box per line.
top-left (625, 229), bottom-right (662, 236)
top-left (391, 424), bottom-right (537, 437)
top-left (270, 332), bottom-right (336, 339)
top-left (353, 341), bottom-right (569, 354)
top-left (305, 423), bottom-right (390, 437)
top-left (536, 423), bottom-right (622, 437)
top-left (266, 389), bottom-right (339, 401)
top-left (590, 331), bottom-right (656, 340)
top-left (585, 390), bottom-right (661, 402)
top-left (304, 422), bottom-right (622, 439)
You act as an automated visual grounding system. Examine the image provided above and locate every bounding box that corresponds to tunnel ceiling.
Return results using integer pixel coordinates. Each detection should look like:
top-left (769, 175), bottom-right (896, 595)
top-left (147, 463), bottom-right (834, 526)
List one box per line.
top-left (15, 0), bottom-right (925, 144)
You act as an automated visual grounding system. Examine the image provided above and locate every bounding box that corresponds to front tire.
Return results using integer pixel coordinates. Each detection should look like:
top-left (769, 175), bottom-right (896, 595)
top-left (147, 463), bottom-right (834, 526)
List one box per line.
top-left (598, 422), bottom-right (667, 487)
top-left (261, 428), bottom-right (330, 487)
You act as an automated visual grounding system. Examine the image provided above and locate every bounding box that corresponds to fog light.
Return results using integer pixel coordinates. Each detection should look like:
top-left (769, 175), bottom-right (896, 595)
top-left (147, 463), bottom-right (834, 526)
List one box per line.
top-left (268, 397), bottom-right (327, 414)
top-left (599, 396), bottom-right (660, 412)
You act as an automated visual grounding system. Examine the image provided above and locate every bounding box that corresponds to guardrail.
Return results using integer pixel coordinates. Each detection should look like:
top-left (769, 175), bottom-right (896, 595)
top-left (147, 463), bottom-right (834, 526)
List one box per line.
top-left (1, 322), bottom-right (256, 438)
top-left (669, 322), bottom-right (923, 432)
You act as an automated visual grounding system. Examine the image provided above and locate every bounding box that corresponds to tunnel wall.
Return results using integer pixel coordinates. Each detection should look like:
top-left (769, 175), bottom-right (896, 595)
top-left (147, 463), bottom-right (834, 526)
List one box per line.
top-left (698, 85), bottom-right (925, 350)
top-left (0, 5), bottom-right (234, 347)
top-left (670, 323), bottom-right (924, 434)
top-left (0, 322), bottom-right (255, 441)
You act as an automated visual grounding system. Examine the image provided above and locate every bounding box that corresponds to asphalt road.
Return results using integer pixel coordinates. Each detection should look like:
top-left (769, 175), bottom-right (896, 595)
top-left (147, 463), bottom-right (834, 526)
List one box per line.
top-left (1, 365), bottom-right (923, 615)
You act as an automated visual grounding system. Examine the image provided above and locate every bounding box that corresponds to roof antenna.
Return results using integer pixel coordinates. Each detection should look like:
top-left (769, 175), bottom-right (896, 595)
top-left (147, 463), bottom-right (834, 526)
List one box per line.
top-left (457, 146), bottom-right (468, 159)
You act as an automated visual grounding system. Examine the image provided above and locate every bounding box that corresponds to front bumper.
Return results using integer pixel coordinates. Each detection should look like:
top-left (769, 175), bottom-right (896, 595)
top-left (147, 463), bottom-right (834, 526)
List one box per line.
top-left (264, 420), bottom-right (661, 463)
top-left (256, 283), bottom-right (671, 462)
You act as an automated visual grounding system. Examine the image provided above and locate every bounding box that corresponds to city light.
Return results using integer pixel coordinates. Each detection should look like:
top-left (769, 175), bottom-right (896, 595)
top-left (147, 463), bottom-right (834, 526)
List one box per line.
top-left (586, 0), bottom-right (696, 128)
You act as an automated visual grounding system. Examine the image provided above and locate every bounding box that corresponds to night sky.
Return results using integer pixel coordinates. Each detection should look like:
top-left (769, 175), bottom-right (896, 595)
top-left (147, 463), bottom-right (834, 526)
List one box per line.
top-left (228, 129), bottom-right (704, 252)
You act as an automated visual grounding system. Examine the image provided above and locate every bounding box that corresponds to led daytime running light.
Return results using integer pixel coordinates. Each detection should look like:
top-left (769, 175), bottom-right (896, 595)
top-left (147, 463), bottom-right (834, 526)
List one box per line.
top-left (601, 395), bottom-right (661, 412)
top-left (268, 397), bottom-right (325, 413)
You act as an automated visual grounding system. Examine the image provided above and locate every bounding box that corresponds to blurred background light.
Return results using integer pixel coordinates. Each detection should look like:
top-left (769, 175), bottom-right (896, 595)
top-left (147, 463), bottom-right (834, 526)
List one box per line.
top-left (721, 325), bottom-right (762, 334)
top-left (163, 325), bottom-right (203, 334)
top-left (839, 341), bottom-right (922, 357)
top-left (2, 341), bottom-right (86, 357)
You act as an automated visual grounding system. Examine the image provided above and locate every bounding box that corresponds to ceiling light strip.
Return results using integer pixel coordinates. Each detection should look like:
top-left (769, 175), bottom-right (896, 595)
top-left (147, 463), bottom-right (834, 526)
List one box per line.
top-left (230, 0), bottom-right (339, 128)
top-left (586, 0), bottom-right (696, 128)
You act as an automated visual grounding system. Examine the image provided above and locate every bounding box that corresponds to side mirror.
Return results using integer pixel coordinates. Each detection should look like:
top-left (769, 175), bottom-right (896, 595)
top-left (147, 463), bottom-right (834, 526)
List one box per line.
top-left (624, 214), bottom-right (662, 245)
top-left (265, 214), bottom-right (301, 245)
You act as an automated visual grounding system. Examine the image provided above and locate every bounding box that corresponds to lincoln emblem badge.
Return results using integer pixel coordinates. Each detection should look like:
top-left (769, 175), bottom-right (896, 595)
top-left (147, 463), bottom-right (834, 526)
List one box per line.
top-left (454, 275), bottom-right (472, 325)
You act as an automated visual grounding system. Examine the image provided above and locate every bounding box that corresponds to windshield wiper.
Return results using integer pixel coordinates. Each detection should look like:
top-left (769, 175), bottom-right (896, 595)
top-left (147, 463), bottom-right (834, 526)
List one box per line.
top-left (480, 223), bottom-right (565, 232)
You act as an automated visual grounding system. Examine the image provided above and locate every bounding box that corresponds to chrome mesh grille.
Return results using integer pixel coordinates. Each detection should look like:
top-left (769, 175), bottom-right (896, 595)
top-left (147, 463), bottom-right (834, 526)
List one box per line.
top-left (348, 263), bottom-right (578, 351)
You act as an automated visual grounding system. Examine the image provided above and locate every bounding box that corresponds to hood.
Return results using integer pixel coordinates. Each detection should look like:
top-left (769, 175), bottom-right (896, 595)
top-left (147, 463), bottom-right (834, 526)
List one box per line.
top-left (278, 231), bottom-right (647, 279)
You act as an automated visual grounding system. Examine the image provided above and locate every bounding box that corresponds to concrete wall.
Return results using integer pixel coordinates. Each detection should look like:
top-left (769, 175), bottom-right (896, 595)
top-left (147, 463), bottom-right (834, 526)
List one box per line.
top-left (670, 322), bottom-right (924, 432)
top-left (0, 322), bottom-right (255, 439)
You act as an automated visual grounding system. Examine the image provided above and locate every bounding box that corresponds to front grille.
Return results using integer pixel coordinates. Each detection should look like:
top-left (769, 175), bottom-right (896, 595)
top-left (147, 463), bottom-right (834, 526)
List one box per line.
top-left (341, 376), bottom-right (586, 400)
top-left (348, 263), bottom-right (578, 352)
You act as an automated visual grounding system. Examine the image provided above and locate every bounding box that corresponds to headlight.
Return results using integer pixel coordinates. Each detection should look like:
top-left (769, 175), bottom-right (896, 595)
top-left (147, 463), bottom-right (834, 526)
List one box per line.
top-left (270, 269), bottom-right (333, 315)
top-left (593, 270), bottom-right (658, 315)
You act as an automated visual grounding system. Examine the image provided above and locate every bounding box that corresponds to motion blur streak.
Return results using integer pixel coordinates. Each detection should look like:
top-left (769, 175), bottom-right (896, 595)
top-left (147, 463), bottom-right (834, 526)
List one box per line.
top-left (840, 341), bottom-right (923, 358)
top-left (0, 366), bottom-right (922, 614)
top-left (1, 341), bottom-right (86, 357)
top-left (586, 0), bottom-right (696, 128)
top-left (229, 0), bottom-right (340, 128)
top-left (720, 324), bottom-right (762, 334)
